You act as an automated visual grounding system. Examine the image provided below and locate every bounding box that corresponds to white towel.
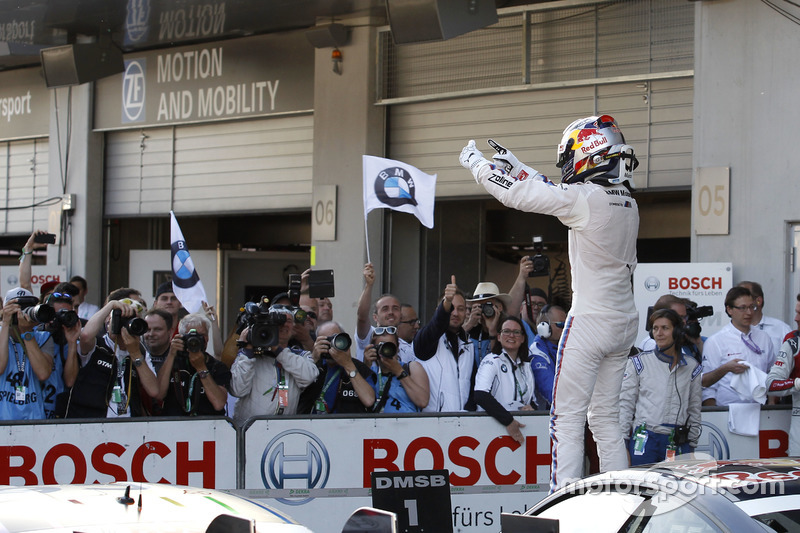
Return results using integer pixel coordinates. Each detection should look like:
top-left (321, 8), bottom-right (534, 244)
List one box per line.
top-left (728, 402), bottom-right (761, 437)
top-left (729, 361), bottom-right (767, 404)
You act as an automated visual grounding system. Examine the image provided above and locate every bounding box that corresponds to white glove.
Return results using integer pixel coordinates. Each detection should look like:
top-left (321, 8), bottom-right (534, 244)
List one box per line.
top-left (793, 378), bottom-right (800, 391)
top-left (488, 139), bottom-right (540, 181)
top-left (459, 140), bottom-right (491, 179)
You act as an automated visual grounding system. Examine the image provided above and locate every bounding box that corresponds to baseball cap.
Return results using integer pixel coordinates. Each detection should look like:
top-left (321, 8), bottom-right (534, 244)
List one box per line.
top-left (39, 280), bottom-right (59, 299)
top-left (528, 287), bottom-right (548, 301)
top-left (155, 281), bottom-right (174, 299)
top-left (5, 287), bottom-right (35, 302)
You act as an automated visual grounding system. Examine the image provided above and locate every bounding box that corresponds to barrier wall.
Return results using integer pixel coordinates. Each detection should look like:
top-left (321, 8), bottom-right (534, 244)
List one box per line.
top-left (0, 408), bottom-right (793, 532)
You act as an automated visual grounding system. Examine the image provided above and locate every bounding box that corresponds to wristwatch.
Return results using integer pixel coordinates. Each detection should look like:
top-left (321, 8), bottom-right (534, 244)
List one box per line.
top-left (21, 331), bottom-right (34, 341)
top-left (348, 369), bottom-right (358, 379)
top-left (397, 369), bottom-right (410, 380)
top-left (132, 358), bottom-right (143, 368)
top-left (197, 370), bottom-right (210, 379)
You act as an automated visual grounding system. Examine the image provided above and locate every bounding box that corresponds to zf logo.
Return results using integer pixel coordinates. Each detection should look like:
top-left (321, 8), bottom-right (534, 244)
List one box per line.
top-left (122, 59), bottom-right (146, 123)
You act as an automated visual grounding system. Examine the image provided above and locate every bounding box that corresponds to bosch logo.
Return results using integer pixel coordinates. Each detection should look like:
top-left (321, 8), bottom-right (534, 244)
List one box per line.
top-left (644, 277), bottom-right (660, 291)
top-left (695, 421), bottom-right (730, 460)
top-left (261, 429), bottom-right (330, 506)
top-left (668, 277), bottom-right (722, 290)
top-left (122, 59), bottom-right (146, 123)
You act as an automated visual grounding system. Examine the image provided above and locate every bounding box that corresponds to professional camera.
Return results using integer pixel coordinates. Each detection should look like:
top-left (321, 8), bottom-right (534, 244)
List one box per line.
top-left (481, 302), bottom-right (495, 318)
top-left (236, 296), bottom-right (288, 354)
top-left (13, 296), bottom-right (55, 324)
top-left (376, 341), bottom-right (398, 359)
top-left (109, 309), bottom-right (149, 336)
top-left (528, 236), bottom-right (550, 278)
top-left (685, 302), bottom-right (714, 338)
top-left (321, 332), bottom-right (352, 359)
top-left (52, 308), bottom-right (79, 329)
top-left (181, 328), bottom-right (206, 354)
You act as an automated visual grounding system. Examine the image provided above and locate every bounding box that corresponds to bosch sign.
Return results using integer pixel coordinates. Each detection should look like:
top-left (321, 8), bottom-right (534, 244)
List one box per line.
top-left (1, 440), bottom-right (218, 487)
top-left (668, 277), bottom-right (723, 290)
top-left (363, 435), bottom-right (551, 488)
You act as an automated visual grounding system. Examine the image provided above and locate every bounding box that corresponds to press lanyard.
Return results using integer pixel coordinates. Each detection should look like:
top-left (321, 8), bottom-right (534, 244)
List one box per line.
top-left (274, 362), bottom-right (289, 414)
top-left (741, 333), bottom-right (763, 355)
top-left (315, 366), bottom-right (342, 413)
top-left (11, 341), bottom-right (26, 402)
top-left (505, 353), bottom-right (527, 401)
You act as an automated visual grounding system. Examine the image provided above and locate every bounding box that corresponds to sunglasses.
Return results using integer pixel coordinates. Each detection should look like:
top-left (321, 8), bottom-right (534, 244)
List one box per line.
top-left (46, 292), bottom-right (73, 303)
top-left (373, 326), bottom-right (397, 335)
top-left (400, 318), bottom-right (420, 326)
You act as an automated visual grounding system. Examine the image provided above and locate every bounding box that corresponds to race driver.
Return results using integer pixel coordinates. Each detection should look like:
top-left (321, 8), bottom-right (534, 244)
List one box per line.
top-left (765, 293), bottom-right (800, 454)
top-left (459, 115), bottom-right (640, 492)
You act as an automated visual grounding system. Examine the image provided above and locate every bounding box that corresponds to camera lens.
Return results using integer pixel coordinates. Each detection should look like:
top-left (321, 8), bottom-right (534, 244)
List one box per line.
top-left (377, 341), bottom-right (397, 359)
top-left (329, 332), bottom-right (352, 351)
top-left (55, 309), bottom-right (78, 328)
top-left (481, 302), bottom-right (495, 318)
top-left (125, 317), bottom-right (149, 336)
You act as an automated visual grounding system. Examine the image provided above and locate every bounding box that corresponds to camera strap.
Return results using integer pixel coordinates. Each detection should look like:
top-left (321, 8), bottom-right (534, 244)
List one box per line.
top-left (372, 373), bottom-right (394, 413)
top-left (316, 366), bottom-right (343, 413)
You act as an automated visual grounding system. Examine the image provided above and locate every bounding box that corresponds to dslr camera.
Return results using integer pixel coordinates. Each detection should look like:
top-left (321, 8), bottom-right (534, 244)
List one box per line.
top-left (109, 309), bottom-right (149, 336)
top-left (236, 296), bottom-right (288, 355)
top-left (481, 302), bottom-right (495, 318)
top-left (15, 296), bottom-right (55, 324)
top-left (52, 308), bottom-right (79, 329)
top-left (181, 328), bottom-right (206, 355)
top-left (528, 236), bottom-right (550, 278)
top-left (321, 332), bottom-right (352, 359)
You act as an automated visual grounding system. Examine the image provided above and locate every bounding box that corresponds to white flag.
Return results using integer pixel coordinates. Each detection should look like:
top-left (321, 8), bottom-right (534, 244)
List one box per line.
top-left (169, 211), bottom-right (207, 314)
top-left (363, 155), bottom-right (436, 229)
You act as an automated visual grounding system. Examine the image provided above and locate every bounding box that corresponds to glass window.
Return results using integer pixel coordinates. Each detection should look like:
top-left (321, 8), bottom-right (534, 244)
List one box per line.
top-left (536, 491), bottom-right (646, 532)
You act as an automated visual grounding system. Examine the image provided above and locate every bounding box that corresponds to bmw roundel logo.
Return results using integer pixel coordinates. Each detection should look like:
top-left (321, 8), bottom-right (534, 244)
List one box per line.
top-left (122, 59), bottom-right (146, 123)
top-left (644, 276), bottom-right (660, 291)
top-left (261, 429), bottom-right (330, 505)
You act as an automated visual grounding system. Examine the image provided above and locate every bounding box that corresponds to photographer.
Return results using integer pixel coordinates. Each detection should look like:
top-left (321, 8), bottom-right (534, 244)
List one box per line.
top-left (65, 288), bottom-right (159, 418)
top-left (366, 326), bottom-right (429, 413)
top-left (0, 287), bottom-right (54, 420)
top-left (229, 304), bottom-right (319, 425)
top-left (619, 309), bottom-right (701, 464)
top-left (463, 282), bottom-right (509, 366)
top-left (36, 283), bottom-right (82, 419)
top-left (298, 321), bottom-right (375, 414)
top-left (156, 313), bottom-right (230, 416)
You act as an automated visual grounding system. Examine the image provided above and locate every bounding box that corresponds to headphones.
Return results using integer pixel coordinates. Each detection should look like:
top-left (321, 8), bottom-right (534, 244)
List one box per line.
top-left (536, 304), bottom-right (552, 339)
top-left (648, 308), bottom-right (685, 344)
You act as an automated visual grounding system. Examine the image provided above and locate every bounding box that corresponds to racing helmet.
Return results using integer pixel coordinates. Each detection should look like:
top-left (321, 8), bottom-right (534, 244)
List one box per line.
top-left (555, 115), bottom-right (638, 186)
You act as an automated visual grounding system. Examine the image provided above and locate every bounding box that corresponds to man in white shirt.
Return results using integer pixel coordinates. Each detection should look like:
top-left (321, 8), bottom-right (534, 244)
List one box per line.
top-left (702, 286), bottom-right (776, 406)
top-left (738, 281), bottom-right (792, 355)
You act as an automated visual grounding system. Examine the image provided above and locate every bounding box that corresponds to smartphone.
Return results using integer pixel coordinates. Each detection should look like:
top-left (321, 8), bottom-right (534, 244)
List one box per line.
top-left (33, 233), bottom-right (56, 244)
top-left (308, 269), bottom-right (335, 299)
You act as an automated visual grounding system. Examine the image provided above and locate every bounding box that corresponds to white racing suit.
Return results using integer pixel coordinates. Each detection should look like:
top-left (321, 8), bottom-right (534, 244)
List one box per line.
top-left (766, 331), bottom-right (800, 454)
top-left (472, 164), bottom-right (639, 492)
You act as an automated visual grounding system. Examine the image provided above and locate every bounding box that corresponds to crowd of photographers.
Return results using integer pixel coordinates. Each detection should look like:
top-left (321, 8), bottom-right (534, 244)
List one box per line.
top-left (2, 230), bottom-right (799, 460)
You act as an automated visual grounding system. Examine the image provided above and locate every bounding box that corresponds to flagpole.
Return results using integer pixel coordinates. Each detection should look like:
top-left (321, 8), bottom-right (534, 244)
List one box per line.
top-left (364, 213), bottom-right (371, 264)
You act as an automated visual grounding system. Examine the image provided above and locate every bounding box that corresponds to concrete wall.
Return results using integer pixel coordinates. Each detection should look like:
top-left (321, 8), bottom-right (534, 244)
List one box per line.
top-left (693, 0), bottom-right (800, 322)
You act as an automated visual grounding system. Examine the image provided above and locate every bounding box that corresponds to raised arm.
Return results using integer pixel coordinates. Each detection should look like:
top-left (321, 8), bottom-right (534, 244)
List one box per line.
top-left (356, 263), bottom-right (375, 340)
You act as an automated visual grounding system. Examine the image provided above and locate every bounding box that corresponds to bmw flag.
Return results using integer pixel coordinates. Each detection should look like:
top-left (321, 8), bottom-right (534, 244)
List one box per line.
top-left (169, 211), bottom-right (207, 313)
top-left (363, 155), bottom-right (436, 229)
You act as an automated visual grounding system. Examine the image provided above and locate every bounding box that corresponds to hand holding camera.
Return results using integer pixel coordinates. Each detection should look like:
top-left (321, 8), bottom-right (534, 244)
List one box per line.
top-left (316, 332), bottom-right (352, 365)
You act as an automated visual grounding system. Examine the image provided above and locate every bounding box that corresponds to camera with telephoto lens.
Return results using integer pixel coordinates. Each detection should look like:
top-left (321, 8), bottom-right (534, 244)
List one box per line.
top-left (13, 296), bottom-right (55, 324)
top-left (376, 341), bottom-right (398, 359)
top-left (236, 296), bottom-right (288, 355)
top-left (181, 328), bottom-right (205, 356)
top-left (685, 302), bottom-right (713, 338)
top-left (321, 332), bottom-right (352, 359)
top-left (481, 302), bottom-right (495, 318)
top-left (528, 236), bottom-right (550, 278)
top-left (52, 309), bottom-right (79, 329)
top-left (109, 309), bottom-right (149, 336)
